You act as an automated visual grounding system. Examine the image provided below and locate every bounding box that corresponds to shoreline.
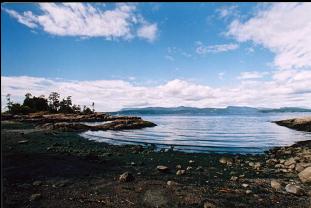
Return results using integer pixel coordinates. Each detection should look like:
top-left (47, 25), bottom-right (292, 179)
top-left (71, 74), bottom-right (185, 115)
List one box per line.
top-left (2, 120), bottom-right (311, 207)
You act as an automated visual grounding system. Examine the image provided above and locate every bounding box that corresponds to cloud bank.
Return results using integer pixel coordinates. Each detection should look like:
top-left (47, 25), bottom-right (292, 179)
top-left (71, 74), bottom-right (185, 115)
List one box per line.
top-left (2, 70), bottom-right (311, 112)
top-left (4, 3), bottom-right (158, 41)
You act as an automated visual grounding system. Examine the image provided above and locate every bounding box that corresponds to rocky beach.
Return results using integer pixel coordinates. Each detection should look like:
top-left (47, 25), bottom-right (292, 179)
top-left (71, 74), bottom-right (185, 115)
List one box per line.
top-left (2, 115), bottom-right (311, 208)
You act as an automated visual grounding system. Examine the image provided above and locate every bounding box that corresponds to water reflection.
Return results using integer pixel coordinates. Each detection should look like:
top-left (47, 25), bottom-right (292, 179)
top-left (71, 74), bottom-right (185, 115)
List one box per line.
top-left (80, 113), bottom-right (311, 154)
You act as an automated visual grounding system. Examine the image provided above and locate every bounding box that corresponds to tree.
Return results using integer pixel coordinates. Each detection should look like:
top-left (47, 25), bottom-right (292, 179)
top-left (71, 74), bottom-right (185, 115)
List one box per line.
top-left (48, 92), bottom-right (60, 112)
top-left (91, 102), bottom-right (95, 113)
top-left (6, 94), bottom-right (13, 112)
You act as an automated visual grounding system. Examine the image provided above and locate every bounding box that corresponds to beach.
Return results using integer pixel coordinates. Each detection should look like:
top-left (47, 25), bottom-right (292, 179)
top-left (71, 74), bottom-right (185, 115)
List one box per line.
top-left (2, 120), bottom-right (311, 208)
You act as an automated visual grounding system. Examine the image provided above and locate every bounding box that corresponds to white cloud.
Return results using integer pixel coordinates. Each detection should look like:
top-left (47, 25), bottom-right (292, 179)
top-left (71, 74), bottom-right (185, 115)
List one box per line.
top-left (227, 3), bottom-right (311, 69)
top-left (217, 5), bottom-right (239, 19)
top-left (2, 71), bottom-right (311, 112)
top-left (195, 42), bottom-right (239, 55)
top-left (4, 3), bottom-right (158, 41)
top-left (238, 71), bottom-right (269, 80)
top-left (137, 23), bottom-right (158, 42)
top-left (4, 8), bottom-right (38, 28)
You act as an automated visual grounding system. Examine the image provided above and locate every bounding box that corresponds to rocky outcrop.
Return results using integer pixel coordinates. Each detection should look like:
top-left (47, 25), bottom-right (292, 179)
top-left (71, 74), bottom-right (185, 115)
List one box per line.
top-left (38, 118), bottom-right (157, 132)
top-left (273, 117), bottom-right (311, 132)
top-left (2, 112), bottom-right (141, 123)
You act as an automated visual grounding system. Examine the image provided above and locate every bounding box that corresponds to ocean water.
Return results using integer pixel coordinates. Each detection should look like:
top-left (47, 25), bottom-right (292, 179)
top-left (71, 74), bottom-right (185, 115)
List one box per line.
top-left (80, 113), bottom-right (311, 154)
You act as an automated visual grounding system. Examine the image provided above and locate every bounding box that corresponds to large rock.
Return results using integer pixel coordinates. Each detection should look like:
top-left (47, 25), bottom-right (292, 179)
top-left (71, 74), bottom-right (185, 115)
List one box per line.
top-left (274, 117), bottom-right (311, 132)
top-left (38, 118), bottom-right (156, 132)
top-left (298, 167), bottom-right (311, 183)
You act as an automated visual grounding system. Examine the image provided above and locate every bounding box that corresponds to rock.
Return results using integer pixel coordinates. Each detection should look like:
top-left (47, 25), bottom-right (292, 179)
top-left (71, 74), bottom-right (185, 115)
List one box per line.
top-left (271, 180), bottom-right (282, 191)
top-left (189, 160), bottom-right (195, 164)
top-left (186, 166), bottom-right (193, 171)
top-left (246, 190), bottom-right (252, 194)
top-left (18, 140), bottom-right (28, 144)
top-left (298, 167), bottom-right (311, 183)
top-left (230, 176), bottom-right (238, 181)
top-left (203, 201), bottom-right (216, 208)
top-left (242, 183), bottom-right (249, 188)
top-left (275, 164), bottom-right (284, 168)
top-left (119, 172), bottom-right (135, 182)
top-left (285, 184), bottom-right (304, 195)
top-left (295, 163), bottom-right (306, 172)
top-left (284, 158), bottom-right (296, 166)
top-left (196, 166), bottom-right (204, 171)
top-left (130, 162), bottom-right (136, 166)
top-left (288, 164), bottom-right (295, 170)
top-left (176, 165), bottom-right (182, 169)
top-left (143, 189), bottom-right (169, 207)
top-left (32, 181), bottom-right (42, 186)
top-left (167, 181), bottom-right (178, 186)
top-left (219, 157), bottom-right (233, 165)
top-left (157, 165), bottom-right (169, 173)
top-left (254, 162), bottom-right (261, 169)
top-left (176, 170), bottom-right (186, 176)
top-left (274, 117), bottom-right (311, 132)
top-left (30, 193), bottom-right (41, 201)
top-left (248, 162), bottom-right (254, 167)
top-left (279, 159), bottom-right (285, 164)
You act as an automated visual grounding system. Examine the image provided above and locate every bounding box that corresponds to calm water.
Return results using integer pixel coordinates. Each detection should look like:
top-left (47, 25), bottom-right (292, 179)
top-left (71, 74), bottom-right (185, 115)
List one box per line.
top-left (80, 113), bottom-right (311, 154)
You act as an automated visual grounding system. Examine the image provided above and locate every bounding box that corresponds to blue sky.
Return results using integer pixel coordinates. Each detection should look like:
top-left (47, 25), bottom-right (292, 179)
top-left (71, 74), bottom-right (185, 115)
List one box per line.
top-left (1, 3), bottom-right (311, 111)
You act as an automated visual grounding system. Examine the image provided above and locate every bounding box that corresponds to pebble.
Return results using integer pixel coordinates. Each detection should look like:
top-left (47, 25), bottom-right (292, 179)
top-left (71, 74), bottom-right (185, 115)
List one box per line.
top-left (230, 176), bottom-right (238, 181)
top-left (167, 181), bottom-right (178, 186)
top-left (245, 190), bottom-right (252, 194)
top-left (203, 201), bottom-right (216, 208)
top-left (119, 172), bottom-right (135, 182)
top-left (219, 157), bottom-right (233, 165)
top-left (189, 160), bottom-right (195, 164)
top-left (32, 181), bottom-right (42, 186)
top-left (18, 140), bottom-right (29, 144)
top-left (242, 183), bottom-right (249, 188)
top-left (176, 165), bottom-right (182, 169)
top-left (186, 166), bottom-right (193, 171)
top-left (271, 180), bottom-right (282, 191)
top-left (196, 166), bottom-right (204, 171)
top-left (176, 170), bottom-right (186, 176)
top-left (157, 165), bottom-right (169, 172)
top-left (30, 193), bottom-right (41, 201)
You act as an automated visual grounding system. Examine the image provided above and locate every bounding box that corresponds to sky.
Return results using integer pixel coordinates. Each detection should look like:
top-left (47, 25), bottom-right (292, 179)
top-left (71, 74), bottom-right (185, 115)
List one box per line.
top-left (1, 2), bottom-right (311, 111)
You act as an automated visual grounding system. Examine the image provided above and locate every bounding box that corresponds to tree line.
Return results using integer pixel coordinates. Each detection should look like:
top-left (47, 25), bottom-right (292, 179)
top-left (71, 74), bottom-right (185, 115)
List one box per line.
top-left (5, 92), bottom-right (95, 115)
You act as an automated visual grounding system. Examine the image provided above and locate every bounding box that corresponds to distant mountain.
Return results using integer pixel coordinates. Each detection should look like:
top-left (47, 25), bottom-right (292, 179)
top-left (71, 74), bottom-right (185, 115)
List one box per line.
top-left (114, 106), bottom-right (311, 115)
top-left (259, 107), bottom-right (311, 113)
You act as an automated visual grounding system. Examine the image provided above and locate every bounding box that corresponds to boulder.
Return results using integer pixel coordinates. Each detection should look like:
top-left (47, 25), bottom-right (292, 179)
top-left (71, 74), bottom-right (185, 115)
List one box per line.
top-left (298, 167), bottom-right (311, 183)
